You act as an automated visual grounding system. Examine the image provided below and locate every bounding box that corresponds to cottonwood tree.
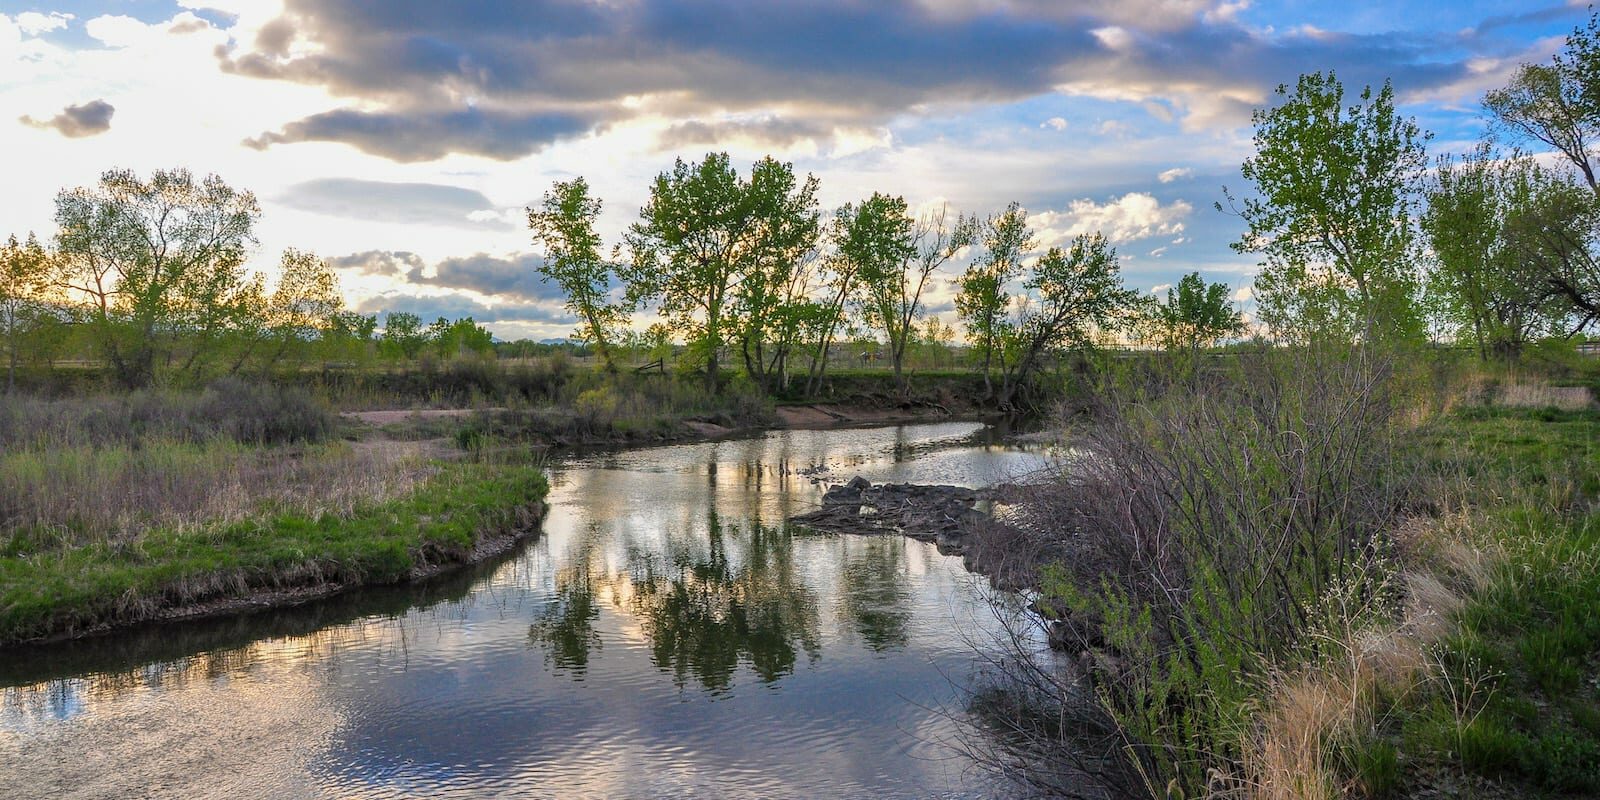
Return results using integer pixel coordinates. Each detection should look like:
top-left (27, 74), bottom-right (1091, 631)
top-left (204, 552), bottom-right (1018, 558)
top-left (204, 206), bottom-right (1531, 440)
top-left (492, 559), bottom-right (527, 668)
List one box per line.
top-left (1146, 271), bottom-right (1244, 351)
top-left (958, 202), bottom-right (1033, 396)
top-left (997, 233), bottom-right (1139, 407)
top-left (223, 249), bottom-right (343, 373)
top-left (729, 158), bottom-right (822, 393)
top-left (1500, 163), bottom-right (1600, 333)
top-left (0, 234), bottom-right (56, 391)
top-left (379, 311), bottom-right (427, 359)
top-left (528, 177), bottom-right (627, 371)
top-left (842, 195), bottom-right (975, 392)
top-left (54, 167), bottom-right (260, 387)
top-left (1486, 11), bottom-right (1600, 193)
top-left (1229, 73), bottom-right (1428, 344)
top-left (624, 153), bottom-right (818, 391)
top-left (1423, 147), bottom-right (1570, 358)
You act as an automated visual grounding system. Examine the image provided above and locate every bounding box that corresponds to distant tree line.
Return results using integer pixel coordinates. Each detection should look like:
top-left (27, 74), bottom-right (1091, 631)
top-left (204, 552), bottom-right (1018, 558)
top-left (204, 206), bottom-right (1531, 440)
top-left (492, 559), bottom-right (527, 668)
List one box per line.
top-left (0, 168), bottom-right (496, 390)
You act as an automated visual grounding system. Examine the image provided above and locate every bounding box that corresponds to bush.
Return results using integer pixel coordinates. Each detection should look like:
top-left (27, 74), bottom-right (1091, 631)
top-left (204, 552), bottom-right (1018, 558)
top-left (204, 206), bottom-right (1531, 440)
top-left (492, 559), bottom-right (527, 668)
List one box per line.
top-left (980, 345), bottom-right (1405, 795)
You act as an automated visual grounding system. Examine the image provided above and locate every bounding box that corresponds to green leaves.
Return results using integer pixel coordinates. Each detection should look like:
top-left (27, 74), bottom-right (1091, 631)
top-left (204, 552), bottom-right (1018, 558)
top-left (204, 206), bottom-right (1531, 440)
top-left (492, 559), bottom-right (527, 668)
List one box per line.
top-left (1233, 72), bottom-right (1428, 344)
top-left (1148, 271), bottom-right (1244, 350)
top-left (528, 177), bottom-right (627, 369)
top-left (622, 152), bottom-right (821, 390)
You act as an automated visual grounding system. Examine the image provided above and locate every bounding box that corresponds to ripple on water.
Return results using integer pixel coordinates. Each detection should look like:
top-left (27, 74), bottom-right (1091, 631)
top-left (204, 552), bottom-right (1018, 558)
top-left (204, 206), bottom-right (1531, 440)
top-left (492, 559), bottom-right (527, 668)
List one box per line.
top-left (1, 422), bottom-right (1052, 799)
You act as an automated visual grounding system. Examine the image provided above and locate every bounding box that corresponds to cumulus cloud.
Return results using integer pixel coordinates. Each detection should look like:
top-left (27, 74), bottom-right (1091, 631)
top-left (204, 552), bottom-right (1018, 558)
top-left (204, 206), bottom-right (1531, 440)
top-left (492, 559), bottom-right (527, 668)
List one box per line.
top-left (414, 252), bottom-right (570, 303)
top-left (1158, 167), bottom-right (1193, 182)
top-left (1031, 192), bottom-right (1193, 245)
top-left (328, 250), bottom-right (425, 277)
top-left (19, 99), bottom-right (115, 138)
top-left (657, 116), bottom-right (841, 150)
top-left (1040, 116), bottom-right (1069, 131)
top-left (331, 249), bottom-right (569, 304)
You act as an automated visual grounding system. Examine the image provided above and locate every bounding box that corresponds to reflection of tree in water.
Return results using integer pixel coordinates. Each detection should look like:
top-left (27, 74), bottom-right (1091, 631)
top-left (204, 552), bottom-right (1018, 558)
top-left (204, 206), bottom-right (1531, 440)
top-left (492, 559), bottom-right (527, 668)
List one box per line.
top-left (527, 560), bottom-right (602, 674)
top-left (837, 536), bottom-right (913, 652)
top-left (631, 514), bottom-right (822, 691)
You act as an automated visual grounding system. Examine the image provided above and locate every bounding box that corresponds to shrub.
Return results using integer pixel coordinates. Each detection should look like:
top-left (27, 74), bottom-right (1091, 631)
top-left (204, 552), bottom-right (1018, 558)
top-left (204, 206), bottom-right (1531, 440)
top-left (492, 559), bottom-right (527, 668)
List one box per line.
top-left (980, 345), bottom-right (1405, 796)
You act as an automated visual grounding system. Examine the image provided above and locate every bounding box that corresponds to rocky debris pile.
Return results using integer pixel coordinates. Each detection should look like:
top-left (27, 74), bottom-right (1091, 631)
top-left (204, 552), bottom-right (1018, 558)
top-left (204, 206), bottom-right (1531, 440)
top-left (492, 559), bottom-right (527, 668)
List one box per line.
top-left (790, 476), bottom-right (988, 554)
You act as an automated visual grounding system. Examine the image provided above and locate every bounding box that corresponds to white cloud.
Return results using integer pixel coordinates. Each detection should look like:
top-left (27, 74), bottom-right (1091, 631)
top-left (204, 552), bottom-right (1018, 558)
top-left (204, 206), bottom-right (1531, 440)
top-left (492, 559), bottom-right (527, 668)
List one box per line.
top-left (1149, 246), bottom-right (1168, 257)
top-left (1030, 192), bottom-right (1193, 245)
top-left (1040, 116), bottom-right (1068, 131)
top-left (15, 11), bottom-right (72, 35)
top-left (1231, 285), bottom-right (1253, 302)
top-left (1151, 283), bottom-right (1172, 294)
top-left (1091, 26), bottom-right (1135, 51)
top-left (1158, 167), bottom-right (1193, 183)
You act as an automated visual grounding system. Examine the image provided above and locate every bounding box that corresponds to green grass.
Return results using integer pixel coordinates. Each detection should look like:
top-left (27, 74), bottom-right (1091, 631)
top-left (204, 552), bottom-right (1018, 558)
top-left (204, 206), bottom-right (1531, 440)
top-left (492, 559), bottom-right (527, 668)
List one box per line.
top-left (1387, 405), bottom-right (1600, 796)
top-left (0, 461), bottom-right (548, 644)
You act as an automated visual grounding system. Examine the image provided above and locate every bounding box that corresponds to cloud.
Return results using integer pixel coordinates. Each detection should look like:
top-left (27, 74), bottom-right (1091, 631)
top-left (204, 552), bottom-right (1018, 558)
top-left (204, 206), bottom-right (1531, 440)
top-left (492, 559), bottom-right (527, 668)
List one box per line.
top-left (330, 249), bottom-right (569, 303)
top-left (1040, 116), bottom-right (1069, 131)
top-left (327, 250), bottom-right (425, 277)
top-left (1031, 192), bottom-right (1193, 245)
top-left (19, 99), bottom-right (115, 138)
top-left (15, 12), bottom-right (72, 35)
top-left (208, 0), bottom-right (1512, 161)
top-left (657, 117), bottom-right (840, 150)
top-left (413, 252), bottom-right (569, 303)
top-left (244, 107), bottom-right (598, 162)
top-left (354, 292), bottom-right (575, 327)
top-left (1157, 167), bottom-right (1193, 183)
top-left (278, 179), bottom-right (512, 229)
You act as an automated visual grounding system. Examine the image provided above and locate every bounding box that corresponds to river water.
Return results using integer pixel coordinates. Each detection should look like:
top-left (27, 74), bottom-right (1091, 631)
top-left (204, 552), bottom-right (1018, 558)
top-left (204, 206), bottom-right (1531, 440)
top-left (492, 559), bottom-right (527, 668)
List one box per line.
top-left (0, 422), bottom-right (1050, 799)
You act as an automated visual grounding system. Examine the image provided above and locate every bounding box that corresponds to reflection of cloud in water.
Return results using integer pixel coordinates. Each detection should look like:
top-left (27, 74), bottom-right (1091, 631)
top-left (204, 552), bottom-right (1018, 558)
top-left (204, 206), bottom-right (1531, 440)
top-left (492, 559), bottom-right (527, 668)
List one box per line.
top-left (3, 422), bottom-right (1038, 799)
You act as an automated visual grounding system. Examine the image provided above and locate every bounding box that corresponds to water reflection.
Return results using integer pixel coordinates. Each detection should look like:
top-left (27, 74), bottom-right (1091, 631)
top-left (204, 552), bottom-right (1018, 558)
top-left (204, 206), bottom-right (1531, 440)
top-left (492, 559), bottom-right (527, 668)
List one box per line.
top-left (630, 514), bottom-right (821, 690)
top-left (839, 536), bottom-right (914, 652)
top-left (1, 421), bottom-right (1051, 799)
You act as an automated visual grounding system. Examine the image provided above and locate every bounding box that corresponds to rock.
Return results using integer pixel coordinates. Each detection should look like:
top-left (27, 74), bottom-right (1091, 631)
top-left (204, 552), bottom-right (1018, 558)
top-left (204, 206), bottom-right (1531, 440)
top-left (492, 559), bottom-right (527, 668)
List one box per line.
top-left (846, 475), bottom-right (872, 491)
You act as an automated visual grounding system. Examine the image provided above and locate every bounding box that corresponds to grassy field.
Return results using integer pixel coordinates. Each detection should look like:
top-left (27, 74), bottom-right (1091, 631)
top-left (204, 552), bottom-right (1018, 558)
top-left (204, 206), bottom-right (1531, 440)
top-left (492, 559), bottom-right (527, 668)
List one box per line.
top-left (1356, 403), bottom-right (1600, 797)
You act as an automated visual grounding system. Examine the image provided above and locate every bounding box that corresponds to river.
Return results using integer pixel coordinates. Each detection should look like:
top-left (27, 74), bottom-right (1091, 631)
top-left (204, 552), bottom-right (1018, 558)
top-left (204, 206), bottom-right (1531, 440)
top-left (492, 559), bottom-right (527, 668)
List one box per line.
top-left (0, 421), bottom-right (1050, 799)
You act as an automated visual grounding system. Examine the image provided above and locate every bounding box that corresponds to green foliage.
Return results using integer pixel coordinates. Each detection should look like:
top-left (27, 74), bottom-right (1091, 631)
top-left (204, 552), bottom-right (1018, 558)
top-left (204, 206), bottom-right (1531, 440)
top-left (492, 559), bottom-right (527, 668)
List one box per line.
top-left (1423, 146), bottom-right (1573, 359)
top-left (1231, 72), bottom-right (1429, 344)
top-left (623, 152), bottom-right (821, 392)
top-left (997, 233), bottom-right (1139, 407)
top-left (1035, 348), bottom-right (1401, 794)
top-left (836, 195), bottom-right (973, 387)
top-left (54, 167), bottom-right (262, 388)
top-left (528, 177), bottom-right (628, 370)
top-left (0, 233), bottom-right (60, 391)
top-left (1145, 271), bottom-right (1244, 351)
top-left (957, 201), bottom-right (1033, 391)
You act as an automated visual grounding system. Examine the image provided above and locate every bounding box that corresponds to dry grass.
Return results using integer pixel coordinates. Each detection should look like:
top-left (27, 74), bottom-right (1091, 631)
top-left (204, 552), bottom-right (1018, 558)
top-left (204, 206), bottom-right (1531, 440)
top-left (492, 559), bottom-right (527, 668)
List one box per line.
top-left (0, 385), bottom-right (432, 553)
top-left (1492, 382), bottom-right (1593, 411)
top-left (1242, 510), bottom-right (1504, 800)
top-left (0, 440), bottom-right (433, 550)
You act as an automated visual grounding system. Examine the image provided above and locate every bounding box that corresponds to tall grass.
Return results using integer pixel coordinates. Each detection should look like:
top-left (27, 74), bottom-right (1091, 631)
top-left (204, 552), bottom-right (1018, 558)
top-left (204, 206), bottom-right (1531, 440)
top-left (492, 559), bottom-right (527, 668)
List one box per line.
top-left (0, 380), bottom-right (417, 554)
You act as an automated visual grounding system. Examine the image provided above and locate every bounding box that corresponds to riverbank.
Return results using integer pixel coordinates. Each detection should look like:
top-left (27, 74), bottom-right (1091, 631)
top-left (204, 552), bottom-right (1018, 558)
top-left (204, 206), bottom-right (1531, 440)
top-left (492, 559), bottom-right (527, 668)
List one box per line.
top-left (0, 460), bottom-right (548, 645)
top-left (954, 359), bottom-right (1600, 798)
top-left (0, 382), bottom-right (552, 646)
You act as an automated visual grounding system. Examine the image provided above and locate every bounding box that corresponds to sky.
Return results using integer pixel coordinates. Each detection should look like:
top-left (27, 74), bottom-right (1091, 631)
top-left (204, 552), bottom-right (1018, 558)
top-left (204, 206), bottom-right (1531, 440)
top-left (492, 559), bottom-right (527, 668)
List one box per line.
top-left (0, 0), bottom-right (1588, 341)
